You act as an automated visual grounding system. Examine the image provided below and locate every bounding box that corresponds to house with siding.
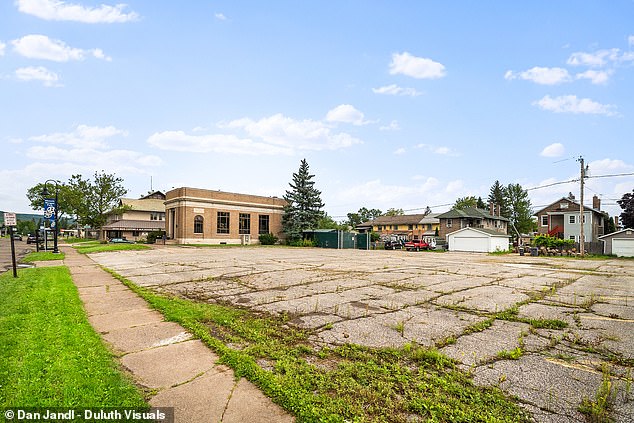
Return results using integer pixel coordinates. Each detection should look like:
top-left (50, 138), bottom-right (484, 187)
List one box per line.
top-left (436, 205), bottom-right (508, 239)
top-left (357, 213), bottom-right (440, 243)
top-left (101, 191), bottom-right (166, 241)
top-left (165, 187), bottom-right (286, 245)
top-left (534, 195), bottom-right (607, 243)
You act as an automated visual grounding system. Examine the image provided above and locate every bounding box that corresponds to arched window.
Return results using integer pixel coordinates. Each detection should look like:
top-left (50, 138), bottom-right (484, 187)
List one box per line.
top-left (194, 215), bottom-right (204, 234)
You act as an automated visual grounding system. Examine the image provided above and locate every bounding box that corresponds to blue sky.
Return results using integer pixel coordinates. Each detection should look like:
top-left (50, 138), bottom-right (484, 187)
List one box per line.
top-left (1, 1), bottom-right (633, 220)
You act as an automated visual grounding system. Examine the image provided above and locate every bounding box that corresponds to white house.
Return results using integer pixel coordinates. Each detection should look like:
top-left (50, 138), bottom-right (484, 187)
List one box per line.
top-left (447, 227), bottom-right (510, 253)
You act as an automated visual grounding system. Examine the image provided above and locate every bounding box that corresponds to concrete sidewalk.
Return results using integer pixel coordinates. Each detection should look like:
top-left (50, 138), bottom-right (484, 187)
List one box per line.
top-left (52, 245), bottom-right (294, 423)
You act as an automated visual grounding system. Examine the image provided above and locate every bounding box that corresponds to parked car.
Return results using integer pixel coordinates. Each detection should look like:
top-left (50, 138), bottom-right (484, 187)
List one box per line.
top-left (384, 239), bottom-right (405, 250)
top-left (404, 239), bottom-right (430, 251)
top-left (12, 233), bottom-right (23, 241)
top-left (108, 238), bottom-right (134, 244)
top-left (26, 234), bottom-right (37, 244)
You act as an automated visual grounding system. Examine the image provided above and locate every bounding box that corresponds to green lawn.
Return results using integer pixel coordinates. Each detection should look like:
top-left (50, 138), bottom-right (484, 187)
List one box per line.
top-left (109, 270), bottom-right (530, 423)
top-left (20, 251), bottom-right (66, 262)
top-left (0, 267), bottom-right (147, 408)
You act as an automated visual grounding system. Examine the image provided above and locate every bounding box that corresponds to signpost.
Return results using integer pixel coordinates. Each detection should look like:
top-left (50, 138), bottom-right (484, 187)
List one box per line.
top-left (4, 212), bottom-right (18, 278)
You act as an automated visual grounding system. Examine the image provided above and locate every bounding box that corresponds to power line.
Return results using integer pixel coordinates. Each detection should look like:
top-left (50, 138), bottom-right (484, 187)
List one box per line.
top-left (587, 172), bottom-right (634, 179)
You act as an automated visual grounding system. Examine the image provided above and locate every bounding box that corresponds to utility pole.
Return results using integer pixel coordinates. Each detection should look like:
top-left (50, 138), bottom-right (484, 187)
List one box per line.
top-left (578, 156), bottom-right (587, 257)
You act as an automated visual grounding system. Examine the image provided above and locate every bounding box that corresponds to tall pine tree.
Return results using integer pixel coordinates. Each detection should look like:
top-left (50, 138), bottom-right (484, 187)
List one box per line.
top-left (487, 180), bottom-right (510, 217)
top-left (505, 183), bottom-right (533, 235)
top-left (282, 159), bottom-right (325, 241)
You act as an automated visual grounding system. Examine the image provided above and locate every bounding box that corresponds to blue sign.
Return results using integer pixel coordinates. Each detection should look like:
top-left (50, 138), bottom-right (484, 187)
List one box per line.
top-left (43, 198), bottom-right (56, 224)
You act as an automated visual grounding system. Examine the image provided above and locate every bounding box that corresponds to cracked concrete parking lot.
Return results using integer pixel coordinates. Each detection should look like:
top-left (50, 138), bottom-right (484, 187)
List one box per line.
top-left (91, 247), bottom-right (634, 422)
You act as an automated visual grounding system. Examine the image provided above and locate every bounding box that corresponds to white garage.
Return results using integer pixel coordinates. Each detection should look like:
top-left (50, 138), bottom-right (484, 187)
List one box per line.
top-left (447, 227), bottom-right (510, 253)
top-left (599, 229), bottom-right (634, 257)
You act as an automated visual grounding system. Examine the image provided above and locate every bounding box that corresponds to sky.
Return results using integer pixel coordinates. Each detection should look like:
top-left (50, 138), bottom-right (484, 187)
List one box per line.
top-left (1, 0), bottom-right (633, 221)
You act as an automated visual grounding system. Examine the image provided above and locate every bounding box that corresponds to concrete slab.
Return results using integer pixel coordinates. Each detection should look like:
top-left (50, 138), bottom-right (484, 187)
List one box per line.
top-left (121, 340), bottom-right (219, 389)
top-left (223, 378), bottom-right (294, 423)
top-left (148, 366), bottom-right (235, 422)
top-left (103, 322), bottom-right (193, 354)
top-left (88, 308), bottom-right (164, 332)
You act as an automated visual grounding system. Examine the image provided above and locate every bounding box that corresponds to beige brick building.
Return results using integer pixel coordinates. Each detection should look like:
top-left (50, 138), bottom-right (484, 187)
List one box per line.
top-left (165, 187), bottom-right (287, 245)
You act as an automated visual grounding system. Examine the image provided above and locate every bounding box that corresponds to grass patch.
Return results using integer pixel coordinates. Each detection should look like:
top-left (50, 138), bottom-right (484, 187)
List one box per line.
top-left (0, 267), bottom-right (147, 408)
top-left (20, 251), bottom-right (65, 262)
top-left (578, 365), bottom-right (615, 423)
top-left (106, 269), bottom-right (530, 422)
top-left (496, 347), bottom-right (523, 360)
top-left (63, 237), bottom-right (96, 244)
top-left (74, 243), bottom-right (150, 254)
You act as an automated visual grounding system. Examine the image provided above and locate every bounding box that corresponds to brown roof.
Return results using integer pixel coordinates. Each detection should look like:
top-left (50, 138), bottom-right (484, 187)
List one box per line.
top-left (101, 220), bottom-right (165, 231)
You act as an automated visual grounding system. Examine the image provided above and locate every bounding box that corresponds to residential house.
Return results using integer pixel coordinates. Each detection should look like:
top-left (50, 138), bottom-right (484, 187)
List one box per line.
top-left (356, 213), bottom-right (440, 242)
top-left (101, 191), bottom-right (166, 241)
top-left (436, 205), bottom-right (509, 239)
top-left (165, 187), bottom-right (286, 245)
top-left (534, 195), bottom-right (607, 243)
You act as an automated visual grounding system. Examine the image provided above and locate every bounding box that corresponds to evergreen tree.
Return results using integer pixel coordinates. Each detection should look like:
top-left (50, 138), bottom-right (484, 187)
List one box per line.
top-left (487, 180), bottom-right (510, 217)
top-left (606, 216), bottom-right (616, 235)
top-left (617, 189), bottom-right (634, 229)
top-left (282, 159), bottom-right (325, 241)
top-left (505, 183), bottom-right (533, 236)
top-left (476, 197), bottom-right (486, 209)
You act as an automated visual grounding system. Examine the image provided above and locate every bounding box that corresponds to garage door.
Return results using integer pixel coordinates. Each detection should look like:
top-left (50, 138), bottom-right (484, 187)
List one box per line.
top-left (451, 236), bottom-right (489, 253)
top-left (613, 239), bottom-right (634, 257)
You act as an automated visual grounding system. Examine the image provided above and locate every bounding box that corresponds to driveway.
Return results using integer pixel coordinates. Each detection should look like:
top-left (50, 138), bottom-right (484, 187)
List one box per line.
top-left (90, 247), bottom-right (634, 422)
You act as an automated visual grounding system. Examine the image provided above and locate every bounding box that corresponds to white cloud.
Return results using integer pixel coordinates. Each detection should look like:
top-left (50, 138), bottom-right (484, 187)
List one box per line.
top-left (393, 148), bottom-right (406, 155)
top-left (16, 0), bottom-right (139, 23)
top-left (29, 124), bottom-right (128, 148)
top-left (379, 120), bottom-right (400, 131)
top-left (575, 69), bottom-right (611, 85)
top-left (15, 66), bottom-right (61, 87)
top-left (325, 104), bottom-right (368, 126)
top-left (225, 113), bottom-right (362, 150)
top-left (389, 52), bottom-right (446, 79)
top-left (567, 49), bottom-right (620, 67)
top-left (415, 143), bottom-right (459, 156)
top-left (372, 84), bottom-right (422, 97)
top-left (445, 180), bottom-right (464, 193)
top-left (540, 142), bottom-right (565, 157)
top-left (214, 12), bottom-right (227, 20)
top-left (504, 67), bottom-right (571, 85)
top-left (533, 95), bottom-right (617, 116)
top-left (0, 41), bottom-right (5, 56)
top-left (588, 158), bottom-right (633, 174)
top-left (150, 113), bottom-right (363, 155)
top-left (147, 131), bottom-right (291, 155)
top-left (12, 34), bottom-right (110, 62)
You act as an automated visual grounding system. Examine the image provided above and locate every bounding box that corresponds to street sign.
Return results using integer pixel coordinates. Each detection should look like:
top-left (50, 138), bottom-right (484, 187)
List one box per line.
top-left (4, 212), bottom-right (17, 226)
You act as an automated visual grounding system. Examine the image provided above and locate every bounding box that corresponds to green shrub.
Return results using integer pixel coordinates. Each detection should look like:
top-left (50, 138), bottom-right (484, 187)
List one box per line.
top-left (288, 238), bottom-right (314, 247)
top-left (258, 233), bottom-right (279, 245)
top-left (534, 235), bottom-right (575, 251)
top-left (370, 232), bottom-right (380, 242)
top-left (146, 231), bottom-right (164, 244)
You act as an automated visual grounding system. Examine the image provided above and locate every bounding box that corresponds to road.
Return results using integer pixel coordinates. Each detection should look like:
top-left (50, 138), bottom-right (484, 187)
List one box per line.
top-left (0, 236), bottom-right (35, 273)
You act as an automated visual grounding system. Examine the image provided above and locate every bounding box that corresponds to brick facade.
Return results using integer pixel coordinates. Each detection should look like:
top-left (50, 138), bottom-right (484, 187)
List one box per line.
top-left (165, 187), bottom-right (287, 245)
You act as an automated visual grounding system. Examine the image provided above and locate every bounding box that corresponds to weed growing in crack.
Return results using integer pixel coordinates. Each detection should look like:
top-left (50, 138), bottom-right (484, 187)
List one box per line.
top-left (496, 347), bottom-right (523, 360)
top-left (578, 364), bottom-right (615, 423)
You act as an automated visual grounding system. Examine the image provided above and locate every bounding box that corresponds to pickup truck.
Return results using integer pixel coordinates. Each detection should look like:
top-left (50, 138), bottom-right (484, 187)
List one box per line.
top-left (404, 239), bottom-right (430, 251)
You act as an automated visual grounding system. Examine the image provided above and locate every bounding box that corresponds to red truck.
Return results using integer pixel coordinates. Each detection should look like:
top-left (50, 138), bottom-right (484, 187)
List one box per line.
top-left (404, 239), bottom-right (430, 251)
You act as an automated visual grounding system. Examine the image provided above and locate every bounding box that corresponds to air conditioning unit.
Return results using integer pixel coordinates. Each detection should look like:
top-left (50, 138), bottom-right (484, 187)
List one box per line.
top-left (240, 234), bottom-right (251, 245)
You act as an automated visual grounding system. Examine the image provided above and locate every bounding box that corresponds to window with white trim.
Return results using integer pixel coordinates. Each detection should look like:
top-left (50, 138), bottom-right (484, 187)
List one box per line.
top-left (541, 215), bottom-right (548, 226)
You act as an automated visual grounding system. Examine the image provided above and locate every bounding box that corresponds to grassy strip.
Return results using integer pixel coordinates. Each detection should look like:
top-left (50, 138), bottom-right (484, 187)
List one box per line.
top-left (107, 269), bottom-right (530, 422)
top-left (20, 251), bottom-right (66, 262)
top-left (64, 237), bottom-right (97, 244)
top-left (0, 267), bottom-right (147, 408)
top-left (74, 243), bottom-right (150, 254)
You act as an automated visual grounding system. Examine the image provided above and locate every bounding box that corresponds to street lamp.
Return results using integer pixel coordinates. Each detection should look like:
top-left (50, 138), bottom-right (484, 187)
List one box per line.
top-left (42, 180), bottom-right (60, 254)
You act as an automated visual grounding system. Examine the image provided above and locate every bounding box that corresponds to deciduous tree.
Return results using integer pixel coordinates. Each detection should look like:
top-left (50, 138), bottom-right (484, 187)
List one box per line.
top-left (617, 189), bottom-right (634, 229)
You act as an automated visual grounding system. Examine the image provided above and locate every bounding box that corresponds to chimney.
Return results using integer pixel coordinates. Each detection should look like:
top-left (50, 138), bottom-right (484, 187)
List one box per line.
top-left (496, 204), bottom-right (501, 217)
top-left (614, 216), bottom-right (619, 229)
top-left (592, 195), bottom-right (600, 210)
top-left (489, 202), bottom-right (494, 216)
